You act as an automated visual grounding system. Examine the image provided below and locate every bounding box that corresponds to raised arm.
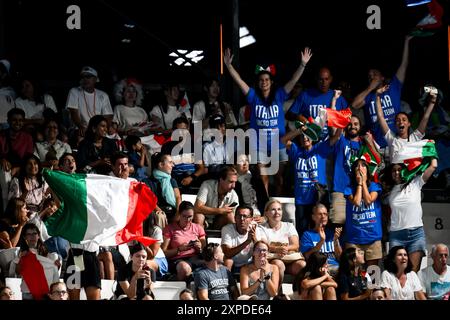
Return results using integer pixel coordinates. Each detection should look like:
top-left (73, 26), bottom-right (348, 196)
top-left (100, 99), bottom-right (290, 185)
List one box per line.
top-left (352, 80), bottom-right (381, 109)
top-left (223, 48), bottom-right (250, 96)
top-left (284, 47), bottom-right (312, 93)
top-left (417, 91), bottom-right (438, 135)
top-left (395, 35), bottom-right (413, 84)
top-left (422, 158), bottom-right (438, 183)
top-left (375, 85), bottom-right (390, 136)
top-left (280, 126), bottom-right (303, 150)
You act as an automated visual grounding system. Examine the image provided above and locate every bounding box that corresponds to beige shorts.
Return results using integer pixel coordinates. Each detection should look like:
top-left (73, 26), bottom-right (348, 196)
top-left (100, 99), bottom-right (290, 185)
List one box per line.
top-left (330, 192), bottom-right (346, 224)
top-left (346, 241), bottom-right (383, 261)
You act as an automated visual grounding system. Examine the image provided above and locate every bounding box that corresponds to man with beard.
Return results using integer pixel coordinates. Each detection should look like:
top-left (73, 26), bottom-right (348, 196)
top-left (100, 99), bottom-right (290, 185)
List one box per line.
top-left (329, 115), bottom-right (364, 226)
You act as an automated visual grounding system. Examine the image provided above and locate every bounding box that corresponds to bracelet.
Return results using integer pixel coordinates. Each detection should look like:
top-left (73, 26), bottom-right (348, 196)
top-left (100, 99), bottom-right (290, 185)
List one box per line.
top-left (358, 184), bottom-right (363, 187)
top-left (300, 63), bottom-right (306, 67)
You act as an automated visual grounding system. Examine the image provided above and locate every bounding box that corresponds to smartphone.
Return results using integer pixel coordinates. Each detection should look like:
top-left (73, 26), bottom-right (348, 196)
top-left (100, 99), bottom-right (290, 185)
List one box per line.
top-left (229, 202), bottom-right (238, 207)
top-left (188, 240), bottom-right (197, 247)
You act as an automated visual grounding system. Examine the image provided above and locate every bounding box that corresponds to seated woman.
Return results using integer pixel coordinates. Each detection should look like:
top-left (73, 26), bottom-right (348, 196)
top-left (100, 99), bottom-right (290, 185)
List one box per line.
top-left (8, 154), bottom-right (49, 217)
top-left (15, 76), bottom-right (58, 128)
top-left (34, 119), bottom-right (72, 168)
top-left (112, 78), bottom-right (149, 136)
top-left (0, 198), bottom-right (29, 249)
top-left (239, 240), bottom-right (279, 300)
top-left (161, 201), bottom-right (206, 281)
top-left (337, 247), bottom-right (371, 300)
top-left (143, 153), bottom-right (181, 223)
top-left (12, 223), bottom-right (59, 300)
top-left (380, 246), bottom-right (426, 300)
top-left (150, 84), bottom-right (191, 131)
top-left (76, 115), bottom-right (118, 175)
top-left (144, 211), bottom-right (169, 280)
top-left (259, 199), bottom-right (306, 287)
top-left (295, 251), bottom-right (337, 300)
top-left (114, 242), bottom-right (155, 300)
top-left (192, 77), bottom-right (237, 130)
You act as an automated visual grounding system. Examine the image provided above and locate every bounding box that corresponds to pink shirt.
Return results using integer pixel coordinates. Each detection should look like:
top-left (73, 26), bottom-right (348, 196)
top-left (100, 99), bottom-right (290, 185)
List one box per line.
top-left (163, 222), bottom-right (205, 260)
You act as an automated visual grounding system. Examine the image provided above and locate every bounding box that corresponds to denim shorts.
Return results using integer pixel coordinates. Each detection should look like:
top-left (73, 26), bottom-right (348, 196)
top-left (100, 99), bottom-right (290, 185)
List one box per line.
top-left (257, 148), bottom-right (289, 164)
top-left (389, 226), bottom-right (427, 254)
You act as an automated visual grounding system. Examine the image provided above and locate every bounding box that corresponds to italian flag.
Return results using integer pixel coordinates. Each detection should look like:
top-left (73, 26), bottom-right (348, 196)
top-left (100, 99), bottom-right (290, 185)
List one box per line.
top-left (313, 108), bottom-right (352, 129)
top-left (391, 140), bottom-right (438, 182)
top-left (43, 169), bottom-right (157, 247)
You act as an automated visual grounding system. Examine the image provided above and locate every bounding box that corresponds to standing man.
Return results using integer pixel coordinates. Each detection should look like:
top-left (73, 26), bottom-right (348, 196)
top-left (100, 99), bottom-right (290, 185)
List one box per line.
top-left (286, 67), bottom-right (347, 139)
top-left (351, 36), bottom-right (413, 151)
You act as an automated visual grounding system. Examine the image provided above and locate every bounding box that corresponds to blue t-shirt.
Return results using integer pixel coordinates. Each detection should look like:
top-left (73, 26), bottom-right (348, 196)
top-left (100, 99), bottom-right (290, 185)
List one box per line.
top-left (288, 88), bottom-right (347, 138)
top-left (247, 87), bottom-right (288, 152)
top-left (344, 182), bottom-right (382, 244)
top-left (300, 228), bottom-right (339, 266)
top-left (288, 140), bottom-right (333, 205)
top-left (364, 76), bottom-right (402, 148)
top-left (333, 135), bottom-right (362, 193)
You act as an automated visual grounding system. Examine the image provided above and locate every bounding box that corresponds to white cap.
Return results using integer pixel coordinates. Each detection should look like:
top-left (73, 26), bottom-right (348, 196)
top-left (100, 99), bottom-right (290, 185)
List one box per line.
top-left (80, 66), bottom-right (99, 82)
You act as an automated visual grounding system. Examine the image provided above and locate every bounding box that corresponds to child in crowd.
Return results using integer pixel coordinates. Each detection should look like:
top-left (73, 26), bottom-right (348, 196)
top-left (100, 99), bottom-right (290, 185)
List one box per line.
top-left (125, 134), bottom-right (149, 180)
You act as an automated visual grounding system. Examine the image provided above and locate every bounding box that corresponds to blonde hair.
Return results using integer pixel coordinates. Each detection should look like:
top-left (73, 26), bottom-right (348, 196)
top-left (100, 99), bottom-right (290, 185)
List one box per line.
top-left (263, 199), bottom-right (282, 214)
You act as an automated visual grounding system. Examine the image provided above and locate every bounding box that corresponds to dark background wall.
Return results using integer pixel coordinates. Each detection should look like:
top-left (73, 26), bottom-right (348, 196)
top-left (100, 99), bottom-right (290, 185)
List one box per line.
top-left (1, 0), bottom-right (448, 111)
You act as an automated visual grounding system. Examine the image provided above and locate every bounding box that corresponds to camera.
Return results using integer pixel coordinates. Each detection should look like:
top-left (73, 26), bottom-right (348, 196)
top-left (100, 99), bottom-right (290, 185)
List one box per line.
top-left (424, 86), bottom-right (438, 95)
top-left (188, 240), bottom-right (197, 247)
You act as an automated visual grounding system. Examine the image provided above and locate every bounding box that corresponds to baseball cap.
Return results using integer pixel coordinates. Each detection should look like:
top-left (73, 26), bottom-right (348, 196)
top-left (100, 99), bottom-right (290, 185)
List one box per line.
top-left (80, 66), bottom-right (99, 82)
top-left (209, 114), bottom-right (225, 128)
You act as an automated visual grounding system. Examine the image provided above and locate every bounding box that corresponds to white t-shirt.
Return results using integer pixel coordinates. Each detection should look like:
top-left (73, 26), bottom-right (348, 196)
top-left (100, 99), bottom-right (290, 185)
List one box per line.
top-left (192, 100), bottom-right (237, 127)
top-left (15, 94), bottom-right (57, 119)
top-left (113, 104), bottom-right (148, 131)
top-left (385, 129), bottom-right (425, 163)
top-left (259, 221), bottom-right (298, 245)
top-left (66, 87), bottom-right (113, 128)
top-left (150, 104), bottom-right (191, 130)
top-left (418, 265), bottom-right (450, 300)
top-left (380, 270), bottom-right (423, 300)
top-left (196, 179), bottom-right (239, 210)
top-left (150, 226), bottom-right (166, 259)
top-left (34, 140), bottom-right (72, 162)
top-left (203, 140), bottom-right (226, 167)
top-left (221, 223), bottom-right (262, 267)
top-left (388, 175), bottom-right (425, 231)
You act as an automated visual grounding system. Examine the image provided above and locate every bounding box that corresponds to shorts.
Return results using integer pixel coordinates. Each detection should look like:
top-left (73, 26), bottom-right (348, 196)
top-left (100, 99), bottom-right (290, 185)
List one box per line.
top-left (330, 192), bottom-right (346, 225)
top-left (155, 256), bottom-right (169, 279)
top-left (64, 248), bottom-right (101, 290)
top-left (389, 227), bottom-right (426, 254)
top-left (257, 148), bottom-right (288, 165)
top-left (346, 240), bottom-right (383, 261)
top-left (168, 255), bottom-right (204, 274)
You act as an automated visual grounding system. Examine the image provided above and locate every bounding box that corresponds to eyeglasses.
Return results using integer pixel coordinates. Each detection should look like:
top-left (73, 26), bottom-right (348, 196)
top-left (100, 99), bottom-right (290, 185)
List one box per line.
top-left (51, 290), bottom-right (67, 295)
